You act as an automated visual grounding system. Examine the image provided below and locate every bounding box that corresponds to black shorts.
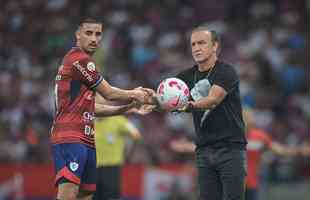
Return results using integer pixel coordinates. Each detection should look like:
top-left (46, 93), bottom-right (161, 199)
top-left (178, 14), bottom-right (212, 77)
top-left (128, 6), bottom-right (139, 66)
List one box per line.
top-left (93, 165), bottom-right (121, 200)
top-left (196, 146), bottom-right (247, 200)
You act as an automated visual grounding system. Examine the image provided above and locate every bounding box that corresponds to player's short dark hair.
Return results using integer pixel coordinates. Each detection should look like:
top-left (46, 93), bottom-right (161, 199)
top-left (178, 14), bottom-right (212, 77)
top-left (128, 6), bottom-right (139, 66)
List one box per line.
top-left (78, 17), bottom-right (102, 28)
top-left (191, 26), bottom-right (220, 45)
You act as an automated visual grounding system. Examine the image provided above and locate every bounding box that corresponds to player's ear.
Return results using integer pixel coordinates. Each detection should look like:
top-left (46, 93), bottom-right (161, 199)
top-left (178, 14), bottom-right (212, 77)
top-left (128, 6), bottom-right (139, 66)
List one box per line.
top-left (75, 29), bottom-right (81, 40)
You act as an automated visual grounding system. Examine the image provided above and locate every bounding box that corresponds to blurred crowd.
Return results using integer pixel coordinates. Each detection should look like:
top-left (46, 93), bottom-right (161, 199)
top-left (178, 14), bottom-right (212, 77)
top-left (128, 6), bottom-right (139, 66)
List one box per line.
top-left (0, 0), bottom-right (309, 182)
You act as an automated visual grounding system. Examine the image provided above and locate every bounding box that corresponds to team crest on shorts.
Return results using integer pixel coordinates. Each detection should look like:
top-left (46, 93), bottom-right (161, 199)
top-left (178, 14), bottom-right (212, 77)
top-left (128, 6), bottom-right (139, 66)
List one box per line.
top-left (69, 161), bottom-right (79, 171)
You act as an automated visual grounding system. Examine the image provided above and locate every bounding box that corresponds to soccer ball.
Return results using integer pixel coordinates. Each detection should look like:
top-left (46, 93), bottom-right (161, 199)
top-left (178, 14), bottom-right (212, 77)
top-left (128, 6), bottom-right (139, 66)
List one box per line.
top-left (156, 78), bottom-right (190, 111)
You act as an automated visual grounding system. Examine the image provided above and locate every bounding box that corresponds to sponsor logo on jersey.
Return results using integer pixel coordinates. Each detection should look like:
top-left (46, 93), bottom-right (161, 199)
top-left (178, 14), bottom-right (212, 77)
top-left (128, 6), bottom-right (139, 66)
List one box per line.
top-left (83, 112), bottom-right (95, 121)
top-left (73, 61), bottom-right (93, 82)
top-left (58, 65), bottom-right (64, 71)
top-left (84, 125), bottom-right (95, 136)
top-left (87, 62), bottom-right (96, 72)
top-left (55, 75), bottom-right (62, 81)
top-left (69, 161), bottom-right (79, 172)
top-left (86, 93), bottom-right (93, 100)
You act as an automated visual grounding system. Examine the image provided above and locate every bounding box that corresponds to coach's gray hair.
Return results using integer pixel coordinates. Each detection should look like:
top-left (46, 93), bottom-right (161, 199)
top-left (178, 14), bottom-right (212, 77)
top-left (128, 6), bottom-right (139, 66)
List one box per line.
top-left (191, 25), bottom-right (221, 55)
top-left (191, 25), bottom-right (220, 45)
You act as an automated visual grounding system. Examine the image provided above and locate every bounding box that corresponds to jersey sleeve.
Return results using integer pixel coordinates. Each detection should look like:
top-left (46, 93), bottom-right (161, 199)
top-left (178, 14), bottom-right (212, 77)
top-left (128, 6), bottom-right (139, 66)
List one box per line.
top-left (72, 57), bottom-right (104, 89)
top-left (213, 65), bottom-right (239, 93)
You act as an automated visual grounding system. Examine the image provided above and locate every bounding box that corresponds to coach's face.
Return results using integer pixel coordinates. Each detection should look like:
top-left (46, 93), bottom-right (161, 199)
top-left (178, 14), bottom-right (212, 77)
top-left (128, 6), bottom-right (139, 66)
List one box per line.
top-left (76, 23), bottom-right (102, 55)
top-left (191, 31), bottom-right (217, 64)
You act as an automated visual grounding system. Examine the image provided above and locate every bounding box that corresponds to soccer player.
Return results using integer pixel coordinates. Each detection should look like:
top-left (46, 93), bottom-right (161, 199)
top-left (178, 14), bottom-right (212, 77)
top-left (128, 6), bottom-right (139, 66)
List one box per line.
top-left (243, 109), bottom-right (299, 200)
top-left (50, 18), bottom-right (153, 200)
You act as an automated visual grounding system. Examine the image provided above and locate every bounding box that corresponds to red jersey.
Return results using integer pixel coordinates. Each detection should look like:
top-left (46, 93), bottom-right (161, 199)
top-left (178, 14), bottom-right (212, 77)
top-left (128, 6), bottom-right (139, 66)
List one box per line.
top-left (50, 47), bottom-right (103, 148)
top-left (246, 128), bottom-right (272, 188)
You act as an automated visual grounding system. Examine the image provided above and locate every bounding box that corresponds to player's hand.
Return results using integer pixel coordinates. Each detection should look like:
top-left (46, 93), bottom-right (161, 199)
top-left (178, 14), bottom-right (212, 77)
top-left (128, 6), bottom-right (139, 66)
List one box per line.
top-left (128, 104), bottom-right (156, 115)
top-left (140, 87), bottom-right (158, 105)
top-left (140, 87), bottom-right (156, 96)
top-left (131, 88), bottom-right (150, 104)
top-left (132, 87), bottom-right (157, 105)
top-left (126, 100), bottom-right (141, 109)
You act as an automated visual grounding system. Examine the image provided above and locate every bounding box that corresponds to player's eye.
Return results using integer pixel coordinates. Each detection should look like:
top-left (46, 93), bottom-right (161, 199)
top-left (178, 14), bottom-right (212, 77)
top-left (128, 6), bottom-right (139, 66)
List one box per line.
top-left (95, 32), bottom-right (102, 37)
top-left (85, 31), bottom-right (93, 36)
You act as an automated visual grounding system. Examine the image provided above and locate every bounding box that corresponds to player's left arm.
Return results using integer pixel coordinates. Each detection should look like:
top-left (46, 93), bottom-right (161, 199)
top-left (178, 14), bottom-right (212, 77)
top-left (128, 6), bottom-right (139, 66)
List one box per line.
top-left (270, 142), bottom-right (299, 156)
top-left (257, 130), bottom-right (298, 156)
top-left (300, 142), bottom-right (310, 156)
top-left (126, 104), bottom-right (156, 115)
top-left (95, 102), bottom-right (138, 117)
top-left (95, 93), bottom-right (154, 116)
top-left (95, 93), bottom-right (137, 117)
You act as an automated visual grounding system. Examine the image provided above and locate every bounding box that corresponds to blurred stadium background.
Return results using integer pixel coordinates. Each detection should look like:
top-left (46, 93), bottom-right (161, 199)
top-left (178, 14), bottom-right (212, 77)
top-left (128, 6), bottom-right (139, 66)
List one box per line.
top-left (0, 0), bottom-right (309, 199)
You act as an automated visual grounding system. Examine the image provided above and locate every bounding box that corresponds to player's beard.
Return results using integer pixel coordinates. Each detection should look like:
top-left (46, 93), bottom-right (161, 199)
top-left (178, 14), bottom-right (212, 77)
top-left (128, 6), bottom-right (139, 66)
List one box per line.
top-left (86, 42), bottom-right (98, 55)
top-left (87, 50), bottom-right (95, 55)
top-left (86, 46), bottom-right (97, 55)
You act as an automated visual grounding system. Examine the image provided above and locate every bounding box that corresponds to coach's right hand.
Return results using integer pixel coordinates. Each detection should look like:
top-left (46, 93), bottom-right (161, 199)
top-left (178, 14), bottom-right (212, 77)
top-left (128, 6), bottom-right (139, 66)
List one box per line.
top-left (172, 101), bottom-right (195, 113)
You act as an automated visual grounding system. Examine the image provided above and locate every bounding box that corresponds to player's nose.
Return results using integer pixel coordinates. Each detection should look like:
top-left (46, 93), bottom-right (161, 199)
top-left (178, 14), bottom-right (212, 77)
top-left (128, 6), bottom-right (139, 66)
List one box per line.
top-left (90, 34), bottom-right (97, 42)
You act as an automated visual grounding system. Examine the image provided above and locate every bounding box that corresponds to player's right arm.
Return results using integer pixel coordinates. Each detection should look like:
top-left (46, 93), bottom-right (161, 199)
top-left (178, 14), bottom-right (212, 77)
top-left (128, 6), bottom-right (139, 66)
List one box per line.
top-left (71, 54), bottom-right (153, 104)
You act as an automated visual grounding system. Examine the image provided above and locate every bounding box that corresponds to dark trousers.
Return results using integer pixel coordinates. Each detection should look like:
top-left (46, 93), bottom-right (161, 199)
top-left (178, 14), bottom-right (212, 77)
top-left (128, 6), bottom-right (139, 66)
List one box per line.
top-left (196, 146), bottom-right (247, 200)
top-left (93, 165), bottom-right (121, 200)
top-left (245, 188), bottom-right (258, 200)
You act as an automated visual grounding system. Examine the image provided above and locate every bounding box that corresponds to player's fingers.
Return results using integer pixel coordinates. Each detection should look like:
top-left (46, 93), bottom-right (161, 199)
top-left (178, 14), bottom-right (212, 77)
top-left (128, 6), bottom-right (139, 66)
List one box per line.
top-left (134, 86), bottom-right (143, 90)
top-left (135, 90), bottom-right (149, 103)
top-left (145, 105), bottom-right (156, 111)
top-left (141, 88), bottom-right (156, 96)
top-left (131, 101), bottom-right (142, 108)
